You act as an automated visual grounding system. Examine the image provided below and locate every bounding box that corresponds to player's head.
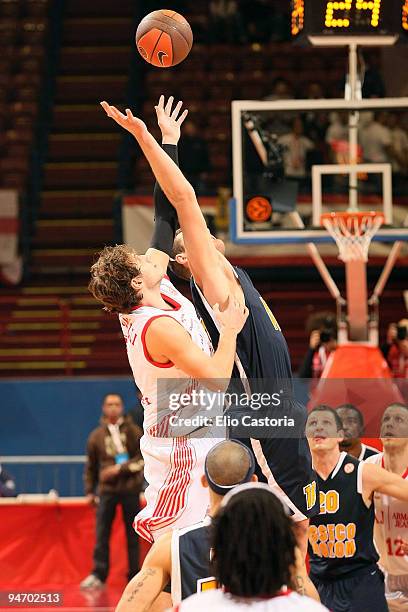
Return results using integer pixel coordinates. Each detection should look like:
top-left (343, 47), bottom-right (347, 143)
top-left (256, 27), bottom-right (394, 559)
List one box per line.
top-left (201, 440), bottom-right (257, 512)
top-left (102, 393), bottom-right (124, 422)
top-left (336, 404), bottom-right (364, 449)
top-left (89, 245), bottom-right (163, 313)
top-left (211, 483), bottom-right (296, 598)
top-left (169, 229), bottom-right (225, 281)
top-left (306, 405), bottom-right (344, 453)
top-left (380, 403), bottom-right (408, 451)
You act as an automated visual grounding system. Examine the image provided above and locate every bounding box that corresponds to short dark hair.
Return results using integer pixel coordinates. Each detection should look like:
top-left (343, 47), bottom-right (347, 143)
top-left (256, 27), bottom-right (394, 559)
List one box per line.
top-left (308, 405), bottom-right (344, 431)
top-left (211, 488), bottom-right (296, 597)
top-left (336, 404), bottom-right (364, 428)
top-left (103, 393), bottom-right (123, 404)
top-left (89, 245), bottom-right (142, 313)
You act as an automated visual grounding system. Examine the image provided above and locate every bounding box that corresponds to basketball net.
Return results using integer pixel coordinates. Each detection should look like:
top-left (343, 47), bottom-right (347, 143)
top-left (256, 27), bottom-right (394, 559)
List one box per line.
top-left (321, 211), bottom-right (385, 263)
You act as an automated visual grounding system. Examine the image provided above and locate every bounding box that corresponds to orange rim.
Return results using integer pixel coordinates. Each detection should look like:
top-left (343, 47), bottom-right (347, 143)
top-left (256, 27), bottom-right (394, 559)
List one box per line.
top-left (320, 211), bottom-right (385, 227)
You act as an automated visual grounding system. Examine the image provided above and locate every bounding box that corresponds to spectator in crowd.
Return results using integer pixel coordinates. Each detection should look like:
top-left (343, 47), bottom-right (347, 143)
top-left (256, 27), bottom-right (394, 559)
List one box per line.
top-left (298, 312), bottom-right (337, 379)
top-left (264, 77), bottom-right (294, 101)
top-left (303, 82), bottom-right (329, 142)
top-left (360, 111), bottom-right (392, 164)
top-left (387, 112), bottom-right (408, 194)
top-left (326, 111), bottom-right (349, 147)
top-left (362, 53), bottom-right (386, 98)
top-left (80, 393), bottom-right (144, 589)
top-left (0, 464), bottom-right (16, 497)
top-left (336, 404), bottom-right (379, 461)
top-left (382, 319), bottom-right (408, 378)
top-left (178, 120), bottom-right (211, 195)
top-left (278, 117), bottom-right (314, 184)
top-left (208, 0), bottom-right (245, 43)
top-left (174, 483), bottom-right (328, 611)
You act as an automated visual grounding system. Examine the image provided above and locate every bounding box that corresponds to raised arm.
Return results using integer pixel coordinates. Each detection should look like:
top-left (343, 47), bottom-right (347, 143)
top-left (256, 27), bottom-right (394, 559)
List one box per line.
top-left (146, 296), bottom-right (248, 388)
top-left (149, 95), bottom-right (188, 263)
top-left (100, 99), bottom-right (230, 306)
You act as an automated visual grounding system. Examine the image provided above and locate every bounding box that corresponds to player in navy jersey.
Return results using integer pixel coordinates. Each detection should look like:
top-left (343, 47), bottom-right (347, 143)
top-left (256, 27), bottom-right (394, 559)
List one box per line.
top-left (100, 96), bottom-right (319, 555)
top-left (306, 405), bottom-right (408, 612)
top-left (336, 404), bottom-right (379, 461)
top-left (115, 440), bottom-right (318, 612)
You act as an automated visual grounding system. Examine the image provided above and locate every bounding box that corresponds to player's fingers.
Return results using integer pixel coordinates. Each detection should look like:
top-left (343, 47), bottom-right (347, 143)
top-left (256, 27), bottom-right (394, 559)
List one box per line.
top-left (165, 95), bottom-right (174, 115)
top-left (157, 94), bottom-right (165, 109)
top-left (100, 101), bottom-right (110, 114)
top-left (176, 109), bottom-right (188, 125)
top-left (125, 108), bottom-right (135, 120)
top-left (171, 100), bottom-right (183, 119)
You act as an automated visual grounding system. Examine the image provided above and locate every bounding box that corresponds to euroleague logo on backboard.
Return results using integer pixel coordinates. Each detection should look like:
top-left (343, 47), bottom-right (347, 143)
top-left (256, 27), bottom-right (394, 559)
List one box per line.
top-left (245, 197), bottom-right (272, 223)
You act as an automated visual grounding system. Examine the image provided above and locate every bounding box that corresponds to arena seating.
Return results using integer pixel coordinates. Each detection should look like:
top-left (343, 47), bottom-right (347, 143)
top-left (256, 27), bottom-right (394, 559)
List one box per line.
top-left (0, 1), bottom-right (406, 378)
top-left (0, 0), bottom-right (49, 191)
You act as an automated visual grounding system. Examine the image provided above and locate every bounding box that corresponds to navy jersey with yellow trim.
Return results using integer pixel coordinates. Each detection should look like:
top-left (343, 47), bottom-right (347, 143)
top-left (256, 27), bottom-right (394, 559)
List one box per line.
top-left (190, 267), bottom-right (320, 520)
top-left (191, 266), bottom-right (292, 383)
top-left (309, 453), bottom-right (378, 581)
top-left (171, 518), bottom-right (215, 603)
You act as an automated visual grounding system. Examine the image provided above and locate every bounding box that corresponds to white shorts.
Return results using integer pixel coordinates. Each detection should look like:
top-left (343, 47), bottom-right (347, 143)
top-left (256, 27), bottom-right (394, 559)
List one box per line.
top-left (134, 434), bottom-right (221, 542)
top-left (385, 574), bottom-right (408, 611)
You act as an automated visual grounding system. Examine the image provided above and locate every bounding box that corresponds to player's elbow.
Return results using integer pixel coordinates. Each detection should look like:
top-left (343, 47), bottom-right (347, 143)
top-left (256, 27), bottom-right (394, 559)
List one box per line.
top-left (171, 182), bottom-right (196, 210)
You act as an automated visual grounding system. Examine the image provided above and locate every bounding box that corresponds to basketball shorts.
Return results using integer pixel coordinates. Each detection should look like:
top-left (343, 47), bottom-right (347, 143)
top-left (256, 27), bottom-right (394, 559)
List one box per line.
top-left (134, 434), bottom-right (220, 542)
top-left (385, 573), bottom-right (408, 611)
top-left (247, 399), bottom-right (320, 521)
top-left (311, 565), bottom-right (387, 612)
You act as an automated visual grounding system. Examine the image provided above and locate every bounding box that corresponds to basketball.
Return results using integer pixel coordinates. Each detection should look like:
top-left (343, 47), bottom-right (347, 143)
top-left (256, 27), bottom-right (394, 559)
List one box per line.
top-left (136, 10), bottom-right (193, 68)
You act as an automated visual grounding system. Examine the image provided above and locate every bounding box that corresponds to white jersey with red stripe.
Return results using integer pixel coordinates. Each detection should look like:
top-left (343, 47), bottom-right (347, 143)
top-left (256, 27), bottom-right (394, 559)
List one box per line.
top-left (365, 452), bottom-right (408, 576)
top-left (119, 275), bottom-right (224, 543)
top-left (119, 275), bottom-right (215, 436)
top-left (173, 589), bottom-right (329, 611)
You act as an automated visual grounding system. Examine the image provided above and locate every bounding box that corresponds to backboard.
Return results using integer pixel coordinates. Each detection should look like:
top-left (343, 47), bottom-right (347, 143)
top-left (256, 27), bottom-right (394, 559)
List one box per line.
top-left (231, 97), bottom-right (408, 245)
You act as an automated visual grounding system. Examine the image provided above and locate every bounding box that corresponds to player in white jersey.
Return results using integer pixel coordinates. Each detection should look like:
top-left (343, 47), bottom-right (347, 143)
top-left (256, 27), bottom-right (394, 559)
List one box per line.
top-left (90, 247), bottom-right (247, 544)
top-left (90, 100), bottom-right (248, 546)
top-left (365, 403), bottom-right (408, 611)
top-left (172, 483), bottom-right (328, 612)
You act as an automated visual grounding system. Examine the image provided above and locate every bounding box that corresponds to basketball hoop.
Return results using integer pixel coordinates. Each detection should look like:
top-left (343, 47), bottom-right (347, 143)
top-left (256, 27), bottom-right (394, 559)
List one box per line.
top-left (321, 211), bottom-right (385, 263)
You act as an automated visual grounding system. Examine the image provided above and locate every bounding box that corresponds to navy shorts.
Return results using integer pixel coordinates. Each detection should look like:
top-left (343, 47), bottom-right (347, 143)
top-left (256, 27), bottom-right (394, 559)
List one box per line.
top-left (311, 565), bottom-right (387, 612)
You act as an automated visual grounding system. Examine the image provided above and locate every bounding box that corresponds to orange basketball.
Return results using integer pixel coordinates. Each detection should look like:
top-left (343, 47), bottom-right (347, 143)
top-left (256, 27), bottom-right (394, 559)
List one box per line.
top-left (136, 10), bottom-right (193, 68)
top-left (246, 197), bottom-right (272, 223)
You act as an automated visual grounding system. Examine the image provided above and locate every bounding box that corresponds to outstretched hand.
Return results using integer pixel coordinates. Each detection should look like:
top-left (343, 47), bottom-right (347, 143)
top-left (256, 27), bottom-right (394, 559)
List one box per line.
top-left (155, 95), bottom-right (188, 145)
top-left (100, 101), bottom-right (149, 142)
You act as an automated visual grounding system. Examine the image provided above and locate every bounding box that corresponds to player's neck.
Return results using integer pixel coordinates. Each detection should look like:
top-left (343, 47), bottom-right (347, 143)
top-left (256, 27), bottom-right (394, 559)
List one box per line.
top-left (313, 448), bottom-right (342, 479)
top-left (340, 439), bottom-right (362, 459)
top-left (140, 286), bottom-right (172, 310)
top-left (383, 446), bottom-right (408, 476)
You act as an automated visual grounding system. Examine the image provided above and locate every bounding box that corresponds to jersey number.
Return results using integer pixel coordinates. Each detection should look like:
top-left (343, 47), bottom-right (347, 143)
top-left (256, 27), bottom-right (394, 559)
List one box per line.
top-left (386, 537), bottom-right (405, 557)
top-left (197, 577), bottom-right (217, 592)
top-left (303, 481), bottom-right (317, 511)
top-left (260, 297), bottom-right (281, 331)
top-left (319, 490), bottom-right (340, 514)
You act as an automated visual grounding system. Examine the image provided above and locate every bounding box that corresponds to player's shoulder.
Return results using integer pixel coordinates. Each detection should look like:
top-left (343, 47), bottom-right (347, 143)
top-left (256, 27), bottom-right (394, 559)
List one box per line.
top-left (364, 451), bottom-right (383, 465)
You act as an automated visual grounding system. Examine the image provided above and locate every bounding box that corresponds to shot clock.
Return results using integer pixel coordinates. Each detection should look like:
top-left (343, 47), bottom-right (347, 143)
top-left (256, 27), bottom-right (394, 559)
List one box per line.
top-left (291, 0), bottom-right (408, 42)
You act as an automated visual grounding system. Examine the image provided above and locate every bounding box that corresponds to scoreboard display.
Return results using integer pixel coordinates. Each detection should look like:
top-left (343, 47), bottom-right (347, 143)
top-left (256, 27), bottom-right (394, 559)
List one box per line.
top-left (291, 0), bottom-right (408, 40)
